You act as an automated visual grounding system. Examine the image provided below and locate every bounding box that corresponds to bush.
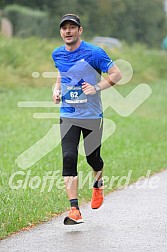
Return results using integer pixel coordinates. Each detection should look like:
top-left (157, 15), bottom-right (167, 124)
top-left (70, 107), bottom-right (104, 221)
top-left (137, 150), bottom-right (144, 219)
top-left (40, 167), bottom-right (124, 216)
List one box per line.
top-left (4, 4), bottom-right (50, 38)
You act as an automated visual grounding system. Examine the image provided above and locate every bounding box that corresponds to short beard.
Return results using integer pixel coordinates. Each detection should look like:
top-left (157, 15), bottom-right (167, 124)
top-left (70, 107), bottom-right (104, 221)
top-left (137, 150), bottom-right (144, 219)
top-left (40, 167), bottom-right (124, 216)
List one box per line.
top-left (65, 37), bottom-right (79, 46)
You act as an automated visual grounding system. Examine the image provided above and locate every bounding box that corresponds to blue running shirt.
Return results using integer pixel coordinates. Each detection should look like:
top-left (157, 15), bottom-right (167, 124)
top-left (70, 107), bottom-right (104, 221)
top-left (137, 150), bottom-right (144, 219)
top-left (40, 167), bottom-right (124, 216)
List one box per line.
top-left (52, 41), bottom-right (114, 119)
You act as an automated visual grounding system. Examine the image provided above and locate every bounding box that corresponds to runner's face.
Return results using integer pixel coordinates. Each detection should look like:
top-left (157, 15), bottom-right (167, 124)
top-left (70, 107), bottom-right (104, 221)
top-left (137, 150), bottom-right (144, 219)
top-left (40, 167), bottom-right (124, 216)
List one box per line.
top-left (60, 22), bottom-right (82, 46)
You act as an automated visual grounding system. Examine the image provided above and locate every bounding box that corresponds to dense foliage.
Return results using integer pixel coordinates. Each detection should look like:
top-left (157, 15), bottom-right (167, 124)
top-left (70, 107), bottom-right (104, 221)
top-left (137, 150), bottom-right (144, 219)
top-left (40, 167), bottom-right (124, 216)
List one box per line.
top-left (0, 0), bottom-right (167, 47)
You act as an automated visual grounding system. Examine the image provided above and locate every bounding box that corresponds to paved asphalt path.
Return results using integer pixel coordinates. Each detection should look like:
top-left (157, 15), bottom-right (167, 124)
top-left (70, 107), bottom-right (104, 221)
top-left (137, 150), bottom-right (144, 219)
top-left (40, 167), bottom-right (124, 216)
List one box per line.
top-left (1, 170), bottom-right (167, 252)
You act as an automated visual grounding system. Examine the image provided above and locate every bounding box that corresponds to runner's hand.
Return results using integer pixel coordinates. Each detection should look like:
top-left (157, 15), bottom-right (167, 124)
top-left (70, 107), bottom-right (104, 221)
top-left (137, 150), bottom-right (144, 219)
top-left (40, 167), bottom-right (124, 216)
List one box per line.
top-left (53, 90), bottom-right (61, 104)
top-left (82, 82), bottom-right (96, 95)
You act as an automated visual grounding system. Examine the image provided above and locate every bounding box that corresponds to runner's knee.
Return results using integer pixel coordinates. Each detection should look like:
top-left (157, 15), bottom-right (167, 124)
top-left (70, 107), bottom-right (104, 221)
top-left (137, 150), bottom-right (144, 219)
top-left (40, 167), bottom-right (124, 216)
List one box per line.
top-left (86, 154), bottom-right (104, 172)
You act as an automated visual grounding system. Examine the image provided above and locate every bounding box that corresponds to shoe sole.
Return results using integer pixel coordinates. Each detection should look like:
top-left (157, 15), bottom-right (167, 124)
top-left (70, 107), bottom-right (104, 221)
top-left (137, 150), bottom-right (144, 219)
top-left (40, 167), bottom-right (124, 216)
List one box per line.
top-left (64, 217), bottom-right (84, 225)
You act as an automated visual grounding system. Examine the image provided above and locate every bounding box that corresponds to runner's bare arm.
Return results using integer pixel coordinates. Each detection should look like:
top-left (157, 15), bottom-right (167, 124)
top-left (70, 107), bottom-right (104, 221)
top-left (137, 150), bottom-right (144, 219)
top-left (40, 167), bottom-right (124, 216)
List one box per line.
top-left (82, 64), bottom-right (122, 95)
top-left (52, 71), bottom-right (61, 104)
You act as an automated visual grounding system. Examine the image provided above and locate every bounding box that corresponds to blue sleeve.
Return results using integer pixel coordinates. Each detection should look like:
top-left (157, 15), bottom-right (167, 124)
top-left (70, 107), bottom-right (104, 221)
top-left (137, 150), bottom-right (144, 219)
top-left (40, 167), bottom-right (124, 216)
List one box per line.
top-left (52, 49), bottom-right (58, 68)
top-left (92, 46), bottom-right (114, 73)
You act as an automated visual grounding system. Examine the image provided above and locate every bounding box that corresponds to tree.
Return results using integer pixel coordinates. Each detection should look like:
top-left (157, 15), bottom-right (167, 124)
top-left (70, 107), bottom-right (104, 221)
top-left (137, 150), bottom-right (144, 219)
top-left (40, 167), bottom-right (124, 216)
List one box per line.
top-left (1, 0), bottom-right (166, 47)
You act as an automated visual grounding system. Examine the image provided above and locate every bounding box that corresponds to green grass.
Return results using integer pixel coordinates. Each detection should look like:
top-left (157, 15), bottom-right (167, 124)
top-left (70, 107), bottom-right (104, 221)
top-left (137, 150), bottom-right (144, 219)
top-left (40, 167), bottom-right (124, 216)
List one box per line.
top-left (0, 36), bottom-right (167, 239)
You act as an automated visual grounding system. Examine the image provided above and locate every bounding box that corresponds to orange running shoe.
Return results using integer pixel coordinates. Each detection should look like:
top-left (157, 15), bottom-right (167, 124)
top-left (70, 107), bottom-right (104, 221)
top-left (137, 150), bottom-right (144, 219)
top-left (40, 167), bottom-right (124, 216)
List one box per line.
top-left (64, 207), bottom-right (84, 225)
top-left (91, 186), bottom-right (104, 209)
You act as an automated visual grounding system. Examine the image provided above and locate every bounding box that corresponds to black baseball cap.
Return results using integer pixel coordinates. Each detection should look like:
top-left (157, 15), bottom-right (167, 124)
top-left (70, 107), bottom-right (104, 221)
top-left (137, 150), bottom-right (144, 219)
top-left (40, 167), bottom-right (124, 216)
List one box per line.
top-left (60, 14), bottom-right (81, 27)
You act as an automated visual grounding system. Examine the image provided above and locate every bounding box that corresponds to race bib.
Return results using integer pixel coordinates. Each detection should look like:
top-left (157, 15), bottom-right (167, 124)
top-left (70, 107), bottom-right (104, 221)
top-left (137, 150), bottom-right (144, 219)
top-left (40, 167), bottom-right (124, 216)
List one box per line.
top-left (62, 80), bottom-right (87, 104)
